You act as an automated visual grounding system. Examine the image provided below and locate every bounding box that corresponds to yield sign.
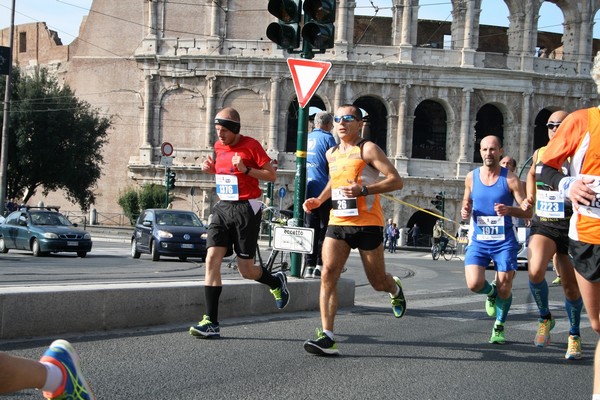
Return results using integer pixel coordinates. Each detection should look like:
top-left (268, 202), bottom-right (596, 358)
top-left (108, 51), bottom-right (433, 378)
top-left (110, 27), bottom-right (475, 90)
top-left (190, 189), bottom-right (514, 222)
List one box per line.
top-left (287, 58), bottom-right (332, 109)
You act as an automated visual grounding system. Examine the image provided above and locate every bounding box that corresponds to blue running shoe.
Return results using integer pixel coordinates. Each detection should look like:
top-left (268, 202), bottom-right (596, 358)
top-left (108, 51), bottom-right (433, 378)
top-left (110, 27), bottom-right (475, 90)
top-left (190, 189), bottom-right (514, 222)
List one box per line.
top-left (389, 276), bottom-right (406, 318)
top-left (40, 339), bottom-right (95, 400)
top-left (270, 271), bottom-right (290, 309)
top-left (189, 315), bottom-right (221, 338)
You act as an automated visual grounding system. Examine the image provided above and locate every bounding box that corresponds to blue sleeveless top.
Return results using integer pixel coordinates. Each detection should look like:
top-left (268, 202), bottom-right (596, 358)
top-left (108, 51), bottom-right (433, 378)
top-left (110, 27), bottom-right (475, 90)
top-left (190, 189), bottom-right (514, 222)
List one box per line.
top-left (469, 167), bottom-right (517, 247)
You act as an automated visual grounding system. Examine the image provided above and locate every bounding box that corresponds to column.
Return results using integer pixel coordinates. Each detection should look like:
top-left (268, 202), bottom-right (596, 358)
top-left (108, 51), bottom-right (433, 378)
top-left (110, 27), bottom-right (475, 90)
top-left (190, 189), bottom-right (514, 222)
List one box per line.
top-left (268, 77), bottom-right (280, 151)
top-left (336, 0), bottom-right (348, 44)
top-left (395, 84), bottom-right (410, 158)
top-left (204, 75), bottom-right (216, 148)
top-left (519, 92), bottom-right (532, 163)
top-left (460, 0), bottom-right (475, 67)
top-left (458, 88), bottom-right (472, 162)
top-left (148, 0), bottom-right (157, 36)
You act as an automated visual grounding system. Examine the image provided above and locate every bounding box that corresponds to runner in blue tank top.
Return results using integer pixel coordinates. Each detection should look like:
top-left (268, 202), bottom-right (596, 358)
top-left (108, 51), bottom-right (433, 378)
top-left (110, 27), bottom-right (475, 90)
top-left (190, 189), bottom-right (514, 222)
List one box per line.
top-left (461, 135), bottom-right (533, 344)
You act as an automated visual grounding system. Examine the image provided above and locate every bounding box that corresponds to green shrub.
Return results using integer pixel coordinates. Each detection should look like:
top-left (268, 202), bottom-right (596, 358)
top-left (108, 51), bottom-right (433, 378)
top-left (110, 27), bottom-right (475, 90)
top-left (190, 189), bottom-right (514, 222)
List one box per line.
top-left (117, 184), bottom-right (166, 225)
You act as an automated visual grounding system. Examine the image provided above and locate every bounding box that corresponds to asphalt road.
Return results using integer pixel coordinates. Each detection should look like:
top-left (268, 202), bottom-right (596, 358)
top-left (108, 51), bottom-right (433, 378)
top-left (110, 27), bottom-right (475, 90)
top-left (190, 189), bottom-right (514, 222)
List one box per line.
top-left (0, 243), bottom-right (595, 399)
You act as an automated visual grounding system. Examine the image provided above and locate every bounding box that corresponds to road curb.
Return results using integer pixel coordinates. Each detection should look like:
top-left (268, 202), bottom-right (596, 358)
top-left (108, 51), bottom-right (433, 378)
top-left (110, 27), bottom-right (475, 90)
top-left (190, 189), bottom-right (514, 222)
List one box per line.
top-left (0, 278), bottom-right (355, 339)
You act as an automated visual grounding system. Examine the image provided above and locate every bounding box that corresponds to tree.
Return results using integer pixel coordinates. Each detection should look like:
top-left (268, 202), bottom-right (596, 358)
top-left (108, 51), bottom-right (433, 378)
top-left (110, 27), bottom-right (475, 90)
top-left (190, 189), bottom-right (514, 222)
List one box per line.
top-left (0, 67), bottom-right (111, 210)
top-left (118, 184), bottom-right (167, 225)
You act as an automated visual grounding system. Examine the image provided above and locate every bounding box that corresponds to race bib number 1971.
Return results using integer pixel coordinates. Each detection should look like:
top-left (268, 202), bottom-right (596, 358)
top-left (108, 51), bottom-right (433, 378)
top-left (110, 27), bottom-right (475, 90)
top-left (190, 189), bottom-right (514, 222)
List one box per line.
top-left (475, 216), bottom-right (505, 240)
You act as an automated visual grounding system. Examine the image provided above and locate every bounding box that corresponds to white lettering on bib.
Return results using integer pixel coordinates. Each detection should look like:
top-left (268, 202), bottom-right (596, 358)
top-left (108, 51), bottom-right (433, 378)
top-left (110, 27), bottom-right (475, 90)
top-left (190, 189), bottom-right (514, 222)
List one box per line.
top-left (475, 216), bottom-right (505, 240)
top-left (536, 189), bottom-right (565, 218)
top-left (216, 174), bottom-right (239, 201)
top-left (332, 188), bottom-right (358, 217)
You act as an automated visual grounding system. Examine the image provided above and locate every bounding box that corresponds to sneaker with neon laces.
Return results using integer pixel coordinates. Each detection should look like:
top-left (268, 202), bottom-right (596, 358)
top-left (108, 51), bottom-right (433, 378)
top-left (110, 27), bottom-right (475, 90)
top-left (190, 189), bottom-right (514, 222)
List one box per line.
top-left (189, 315), bottom-right (220, 338)
top-left (304, 328), bottom-right (339, 356)
top-left (552, 276), bottom-right (562, 285)
top-left (485, 282), bottom-right (497, 317)
top-left (40, 339), bottom-right (95, 400)
top-left (270, 271), bottom-right (290, 309)
top-left (534, 317), bottom-right (555, 347)
top-left (389, 276), bottom-right (406, 318)
top-left (565, 335), bottom-right (582, 360)
top-left (489, 323), bottom-right (505, 344)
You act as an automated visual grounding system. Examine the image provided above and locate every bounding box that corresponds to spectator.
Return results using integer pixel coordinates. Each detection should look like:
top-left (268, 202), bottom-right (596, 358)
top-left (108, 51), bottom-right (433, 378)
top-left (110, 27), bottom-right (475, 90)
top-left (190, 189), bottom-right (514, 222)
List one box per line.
top-left (409, 223), bottom-right (420, 247)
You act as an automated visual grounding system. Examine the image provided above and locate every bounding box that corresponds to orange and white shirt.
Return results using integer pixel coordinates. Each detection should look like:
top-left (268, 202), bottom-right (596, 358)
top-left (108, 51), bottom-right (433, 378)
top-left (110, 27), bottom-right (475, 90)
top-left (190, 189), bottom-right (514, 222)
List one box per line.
top-left (541, 106), bottom-right (600, 245)
top-left (327, 142), bottom-right (383, 227)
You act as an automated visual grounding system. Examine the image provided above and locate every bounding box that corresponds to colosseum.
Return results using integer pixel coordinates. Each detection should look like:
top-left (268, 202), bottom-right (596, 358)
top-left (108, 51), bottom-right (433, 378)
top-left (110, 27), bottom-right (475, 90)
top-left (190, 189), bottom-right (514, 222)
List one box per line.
top-left (1, 0), bottom-right (599, 239)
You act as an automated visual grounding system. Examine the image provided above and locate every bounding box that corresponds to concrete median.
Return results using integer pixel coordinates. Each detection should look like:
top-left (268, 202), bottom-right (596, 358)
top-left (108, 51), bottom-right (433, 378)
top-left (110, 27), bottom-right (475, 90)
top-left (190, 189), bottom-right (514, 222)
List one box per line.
top-left (0, 278), bottom-right (355, 339)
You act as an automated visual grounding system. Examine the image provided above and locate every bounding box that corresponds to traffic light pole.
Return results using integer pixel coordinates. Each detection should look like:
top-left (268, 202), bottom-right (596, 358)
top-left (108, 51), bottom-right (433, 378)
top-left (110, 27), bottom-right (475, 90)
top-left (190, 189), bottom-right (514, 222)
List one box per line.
top-left (165, 167), bottom-right (170, 208)
top-left (290, 40), bottom-right (314, 278)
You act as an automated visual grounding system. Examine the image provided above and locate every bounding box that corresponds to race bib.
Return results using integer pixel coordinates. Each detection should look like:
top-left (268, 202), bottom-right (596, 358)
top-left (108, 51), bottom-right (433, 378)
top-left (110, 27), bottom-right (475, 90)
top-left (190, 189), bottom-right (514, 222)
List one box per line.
top-left (578, 174), bottom-right (600, 219)
top-left (332, 188), bottom-right (358, 217)
top-left (475, 216), bottom-right (505, 240)
top-left (536, 189), bottom-right (564, 218)
top-left (216, 174), bottom-right (239, 201)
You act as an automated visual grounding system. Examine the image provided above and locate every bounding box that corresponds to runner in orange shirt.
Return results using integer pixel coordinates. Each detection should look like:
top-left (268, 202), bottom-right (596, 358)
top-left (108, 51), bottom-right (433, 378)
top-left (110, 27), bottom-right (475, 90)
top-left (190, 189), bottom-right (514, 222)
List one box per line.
top-left (540, 59), bottom-right (600, 395)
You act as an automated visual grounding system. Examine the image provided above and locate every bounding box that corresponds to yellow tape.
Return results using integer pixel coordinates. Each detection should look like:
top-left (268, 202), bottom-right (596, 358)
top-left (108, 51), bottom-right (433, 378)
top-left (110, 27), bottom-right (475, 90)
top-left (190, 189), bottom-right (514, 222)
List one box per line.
top-left (380, 193), bottom-right (453, 223)
top-left (296, 151), bottom-right (307, 158)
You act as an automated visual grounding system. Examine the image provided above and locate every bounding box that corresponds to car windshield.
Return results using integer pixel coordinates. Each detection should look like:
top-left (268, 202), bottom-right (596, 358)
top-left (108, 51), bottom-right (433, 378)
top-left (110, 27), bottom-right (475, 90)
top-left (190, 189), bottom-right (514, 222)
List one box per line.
top-left (29, 212), bottom-right (72, 226)
top-left (156, 212), bottom-right (203, 227)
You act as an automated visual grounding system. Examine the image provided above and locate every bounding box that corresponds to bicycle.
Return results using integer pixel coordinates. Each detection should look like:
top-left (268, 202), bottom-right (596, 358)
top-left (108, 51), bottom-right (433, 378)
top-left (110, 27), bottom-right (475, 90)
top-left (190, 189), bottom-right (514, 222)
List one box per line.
top-left (431, 240), bottom-right (461, 261)
top-left (226, 206), bottom-right (291, 273)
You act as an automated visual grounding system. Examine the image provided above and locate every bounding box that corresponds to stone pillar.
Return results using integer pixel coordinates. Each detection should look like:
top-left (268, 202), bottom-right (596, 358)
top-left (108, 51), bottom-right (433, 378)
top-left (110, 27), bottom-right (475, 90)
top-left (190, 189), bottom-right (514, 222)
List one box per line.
top-left (336, 0), bottom-right (348, 44)
top-left (520, 9), bottom-right (535, 72)
top-left (210, 0), bottom-right (219, 37)
top-left (204, 75), bottom-right (216, 148)
top-left (268, 77), bottom-right (280, 151)
top-left (519, 92), bottom-right (532, 163)
top-left (148, 0), bottom-right (157, 36)
top-left (458, 88), bottom-right (473, 163)
top-left (395, 84), bottom-right (410, 158)
top-left (398, 0), bottom-right (415, 63)
top-left (460, 0), bottom-right (475, 67)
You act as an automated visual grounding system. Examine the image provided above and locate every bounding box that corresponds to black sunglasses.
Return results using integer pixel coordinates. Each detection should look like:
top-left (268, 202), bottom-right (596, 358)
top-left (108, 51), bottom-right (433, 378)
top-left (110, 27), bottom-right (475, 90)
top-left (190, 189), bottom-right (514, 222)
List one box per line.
top-left (546, 122), bottom-right (561, 129)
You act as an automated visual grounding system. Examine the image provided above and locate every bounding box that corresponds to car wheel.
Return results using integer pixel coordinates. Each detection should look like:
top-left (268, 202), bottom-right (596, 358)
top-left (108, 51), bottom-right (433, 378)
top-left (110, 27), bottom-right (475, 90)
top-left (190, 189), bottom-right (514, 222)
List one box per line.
top-left (151, 240), bottom-right (160, 261)
top-left (178, 256), bottom-right (187, 261)
top-left (131, 239), bottom-right (141, 259)
top-left (31, 239), bottom-right (43, 257)
top-left (77, 251), bottom-right (87, 258)
top-left (0, 238), bottom-right (8, 253)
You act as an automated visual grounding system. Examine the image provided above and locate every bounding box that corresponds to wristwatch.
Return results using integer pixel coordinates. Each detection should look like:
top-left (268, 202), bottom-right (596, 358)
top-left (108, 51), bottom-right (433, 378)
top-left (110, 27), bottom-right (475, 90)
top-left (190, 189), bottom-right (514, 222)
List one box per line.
top-left (359, 185), bottom-right (369, 196)
top-left (244, 167), bottom-right (252, 175)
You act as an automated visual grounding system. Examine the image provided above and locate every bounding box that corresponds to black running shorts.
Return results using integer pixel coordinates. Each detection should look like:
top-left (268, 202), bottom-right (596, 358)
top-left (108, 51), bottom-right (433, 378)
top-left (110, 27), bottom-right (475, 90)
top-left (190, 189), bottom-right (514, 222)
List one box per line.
top-left (325, 225), bottom-right (383, 250)
top-left (569, 239), bottom-right (600, 282)
top-left (529, 220), bottom-right (569, 255)
top-left (207, 201), bottom-right (261, 259)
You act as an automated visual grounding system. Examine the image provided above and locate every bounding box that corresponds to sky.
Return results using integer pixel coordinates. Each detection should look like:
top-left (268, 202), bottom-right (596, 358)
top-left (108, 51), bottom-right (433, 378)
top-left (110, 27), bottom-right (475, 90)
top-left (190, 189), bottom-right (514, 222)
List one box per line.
top-left (0, 0), bottom-right (598, 44)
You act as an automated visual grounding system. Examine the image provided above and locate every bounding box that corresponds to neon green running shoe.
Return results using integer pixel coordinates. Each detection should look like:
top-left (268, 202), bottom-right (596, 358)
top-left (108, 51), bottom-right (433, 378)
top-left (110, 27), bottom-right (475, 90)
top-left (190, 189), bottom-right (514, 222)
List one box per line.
top-left (389, 276), bottom-right (406, 318)
top-left (304, 328), bottom-right (339, 356)
top-left (489, 323), bottom-right (505, 344)
top-left (565, 335), bottom-right (582, 360)
top-left (534, 317), bottom-right (555, 348)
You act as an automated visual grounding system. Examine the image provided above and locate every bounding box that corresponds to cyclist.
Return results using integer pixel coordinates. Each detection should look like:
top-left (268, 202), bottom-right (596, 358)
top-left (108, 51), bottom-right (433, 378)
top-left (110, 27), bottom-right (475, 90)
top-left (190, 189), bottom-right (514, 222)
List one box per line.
top-left (432, 220), bottom-right (449, 253)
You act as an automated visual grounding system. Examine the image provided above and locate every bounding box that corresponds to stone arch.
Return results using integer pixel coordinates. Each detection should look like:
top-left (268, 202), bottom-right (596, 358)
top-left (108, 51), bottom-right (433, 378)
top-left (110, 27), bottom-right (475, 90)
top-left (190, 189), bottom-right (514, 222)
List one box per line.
top-left (220, 88), bottom-right (268, 145)
top-left (285, 95), bottom-right (327, 153)
top-left (158, 85), bottom-right (204, 149)
top-left (473, 103), bottom-right (505, 163)
top-left (354, 95), bottom-right (389, 151)
top-left (411, 99), bottom-right (448, 160)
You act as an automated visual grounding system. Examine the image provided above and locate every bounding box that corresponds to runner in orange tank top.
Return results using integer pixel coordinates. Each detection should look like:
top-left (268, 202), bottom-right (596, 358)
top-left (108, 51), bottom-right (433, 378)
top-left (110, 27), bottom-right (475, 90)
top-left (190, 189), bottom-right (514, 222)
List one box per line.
top-left (302, 104), bottom-right (405, 356)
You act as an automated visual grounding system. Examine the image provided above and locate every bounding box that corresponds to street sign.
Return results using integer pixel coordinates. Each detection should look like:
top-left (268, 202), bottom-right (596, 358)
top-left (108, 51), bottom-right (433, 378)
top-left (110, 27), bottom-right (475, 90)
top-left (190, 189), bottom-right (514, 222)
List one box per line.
top-left (287, 58), bottom-right (332, 108)
top-left (161, 142), bottom-right (173, 157)
top-left (161, 156), bottom-right (173, 166)
top-left (273, 226), bottom-right (314, 253)
top-left (279, 186), bottom-right (287, 198)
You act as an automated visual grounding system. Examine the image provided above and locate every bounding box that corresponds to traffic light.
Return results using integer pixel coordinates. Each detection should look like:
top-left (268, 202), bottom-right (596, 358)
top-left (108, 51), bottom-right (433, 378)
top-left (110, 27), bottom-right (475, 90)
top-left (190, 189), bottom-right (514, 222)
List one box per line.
top-left (0, 46), bottom-right (10, 75)
top-left (168, 170), bottom-right (177, 191)
top-left (302, 0), bottom-right (335, 50)
top-left (431, 192), bottom-right (445, 214)
top-left (266, 0), bottom-right (302, 50)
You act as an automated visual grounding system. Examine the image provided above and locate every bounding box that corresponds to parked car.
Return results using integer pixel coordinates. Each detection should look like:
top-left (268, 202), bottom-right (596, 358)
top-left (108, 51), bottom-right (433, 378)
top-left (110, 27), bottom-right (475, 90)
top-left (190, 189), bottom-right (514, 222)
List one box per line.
top-left (131, 209), bottom-right (207, 261)
top-left (0, 206), bottom-right (92, 257)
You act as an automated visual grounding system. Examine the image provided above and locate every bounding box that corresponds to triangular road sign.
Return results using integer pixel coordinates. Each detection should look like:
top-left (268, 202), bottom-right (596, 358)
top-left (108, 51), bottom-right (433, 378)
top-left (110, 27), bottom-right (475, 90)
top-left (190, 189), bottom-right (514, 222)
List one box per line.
top-left (287, 58), bottom-right (332, 109)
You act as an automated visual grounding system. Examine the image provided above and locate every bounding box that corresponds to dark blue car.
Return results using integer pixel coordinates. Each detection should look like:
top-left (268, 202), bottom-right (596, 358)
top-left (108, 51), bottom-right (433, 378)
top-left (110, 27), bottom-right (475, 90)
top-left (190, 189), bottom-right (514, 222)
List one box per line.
top-left (131, 209), bottom-right (207, 261)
